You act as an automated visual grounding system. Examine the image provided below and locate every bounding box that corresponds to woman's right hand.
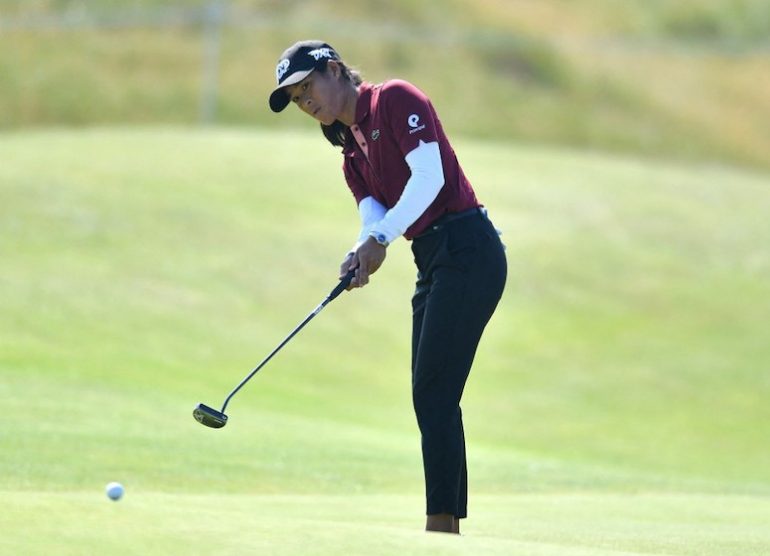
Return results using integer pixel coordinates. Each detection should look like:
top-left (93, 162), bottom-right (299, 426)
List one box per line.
top-left (339, 237), bottom-right (387, 289)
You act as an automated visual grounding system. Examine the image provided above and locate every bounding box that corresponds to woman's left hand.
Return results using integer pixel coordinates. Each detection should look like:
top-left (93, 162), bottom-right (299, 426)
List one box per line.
top-left (347, 236), bottom-right (387, 288)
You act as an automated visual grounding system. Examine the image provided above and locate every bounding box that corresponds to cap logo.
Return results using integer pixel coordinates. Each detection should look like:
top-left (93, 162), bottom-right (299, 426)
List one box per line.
top-left (308, 47), bottom-right (334, 61)
top-left (276, 59), bottom-right (291, 83)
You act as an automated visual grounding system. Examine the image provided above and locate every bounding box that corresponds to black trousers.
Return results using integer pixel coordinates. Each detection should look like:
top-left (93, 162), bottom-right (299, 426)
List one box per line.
top-left (410, 209), bottom-right (507, 518)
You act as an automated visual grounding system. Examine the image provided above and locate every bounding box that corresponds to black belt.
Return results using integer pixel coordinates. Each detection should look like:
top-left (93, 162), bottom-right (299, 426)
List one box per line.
top-left (416, 207), bottom-right (485, 238)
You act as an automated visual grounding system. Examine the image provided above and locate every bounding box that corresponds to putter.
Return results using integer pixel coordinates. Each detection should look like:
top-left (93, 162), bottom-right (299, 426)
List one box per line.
top-left (193, 268), bottom-right (357, 429)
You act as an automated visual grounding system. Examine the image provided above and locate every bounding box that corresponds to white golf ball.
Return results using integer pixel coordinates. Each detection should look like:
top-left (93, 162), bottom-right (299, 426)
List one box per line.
top-left (105, 482), bottom-right (124, 501)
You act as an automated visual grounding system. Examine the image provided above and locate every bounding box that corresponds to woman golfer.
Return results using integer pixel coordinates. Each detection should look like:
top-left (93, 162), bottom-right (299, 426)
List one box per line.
top-left (269, 40), bottom-right (507, 534)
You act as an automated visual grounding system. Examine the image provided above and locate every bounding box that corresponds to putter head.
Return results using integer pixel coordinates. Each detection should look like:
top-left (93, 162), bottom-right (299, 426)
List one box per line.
top-left (193, 403), bottom-right (228, 428)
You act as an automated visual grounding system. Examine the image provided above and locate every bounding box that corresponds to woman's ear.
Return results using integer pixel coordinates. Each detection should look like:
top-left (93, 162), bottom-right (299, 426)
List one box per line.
top-left (327, 60), bottom-right (342, 79)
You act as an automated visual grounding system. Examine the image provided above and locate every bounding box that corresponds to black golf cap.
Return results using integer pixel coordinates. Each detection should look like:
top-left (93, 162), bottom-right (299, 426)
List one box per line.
top-left (269, 40), bottom-right (340, 113)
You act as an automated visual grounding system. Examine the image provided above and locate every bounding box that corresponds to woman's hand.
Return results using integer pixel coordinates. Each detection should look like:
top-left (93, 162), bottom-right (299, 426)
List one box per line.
top-left (339, 236), bottom-right (387, 289)
top-left (339, 252), bottom-right (356, 289)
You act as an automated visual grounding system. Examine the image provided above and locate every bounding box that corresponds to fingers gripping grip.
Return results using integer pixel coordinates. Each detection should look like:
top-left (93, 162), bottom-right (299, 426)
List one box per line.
top-left (327, 268), bottom-right (357, 303)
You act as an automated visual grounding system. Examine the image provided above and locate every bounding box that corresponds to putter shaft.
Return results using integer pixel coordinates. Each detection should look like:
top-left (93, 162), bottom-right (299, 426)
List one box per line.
top-left (219, 268), bottom-right (356, 414)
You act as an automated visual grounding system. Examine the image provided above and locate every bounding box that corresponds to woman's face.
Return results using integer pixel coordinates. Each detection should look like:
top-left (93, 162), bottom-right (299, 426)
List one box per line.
top-left (285, 63), bottom-right (345, 126)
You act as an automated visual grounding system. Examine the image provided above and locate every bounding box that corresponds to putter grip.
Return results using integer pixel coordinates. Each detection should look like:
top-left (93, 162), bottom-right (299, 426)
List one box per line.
top-left (328, 268), bottom-right (356, 302)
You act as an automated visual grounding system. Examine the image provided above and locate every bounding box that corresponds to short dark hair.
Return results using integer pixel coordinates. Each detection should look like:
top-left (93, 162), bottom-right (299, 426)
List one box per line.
top-left (318, 60), bottom-right (363, 148)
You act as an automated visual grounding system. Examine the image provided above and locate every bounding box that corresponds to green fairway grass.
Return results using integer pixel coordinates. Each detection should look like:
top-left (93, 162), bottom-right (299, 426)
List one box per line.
top-left (5, 493), bottom-right (769, 556)
top-left (1, 128), bottom-right (769, 554)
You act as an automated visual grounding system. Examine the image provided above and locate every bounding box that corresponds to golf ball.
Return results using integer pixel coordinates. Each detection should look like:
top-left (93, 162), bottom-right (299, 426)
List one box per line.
top-left (105, 482), bottom-right (124, 501)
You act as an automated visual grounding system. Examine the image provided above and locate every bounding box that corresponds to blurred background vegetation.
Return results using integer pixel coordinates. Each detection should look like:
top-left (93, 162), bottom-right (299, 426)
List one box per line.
top-left (1, 0), bottom-right (769, 170)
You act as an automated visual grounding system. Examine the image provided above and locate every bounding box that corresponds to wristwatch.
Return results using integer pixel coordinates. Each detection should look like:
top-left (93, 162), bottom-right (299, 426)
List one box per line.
top-left (369, 231), bottom-right (389, 248)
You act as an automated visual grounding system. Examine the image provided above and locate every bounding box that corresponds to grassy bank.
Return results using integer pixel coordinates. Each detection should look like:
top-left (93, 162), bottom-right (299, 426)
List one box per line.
top-left (1, 1), bottom-right (769, 169)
